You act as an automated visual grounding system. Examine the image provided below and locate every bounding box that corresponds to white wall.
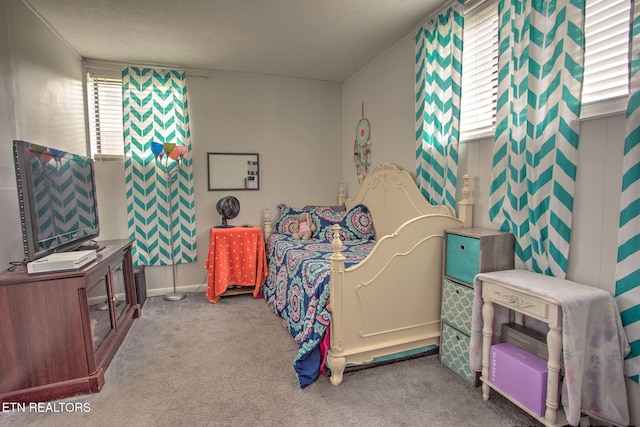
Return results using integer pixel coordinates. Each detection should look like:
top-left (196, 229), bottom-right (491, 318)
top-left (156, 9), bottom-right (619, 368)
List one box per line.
top-left (341, 27), bottom-right (639, 426)
top-left (2, 0), bottom-right (637, 421)
top-left (1, 0), bottom-right (85, 266)
top-left (342, 29), bottom-right (627, 294)
top-left (0, 1), bottom-right (19, 268)
top-left (2, 0), bottom-right (343, 293)
top-left (94, 70), bottom-right (343, 293)
top-left (341, 38), bottom-right (418, 196)
top-left (463, 115), bottom-right (627, 293)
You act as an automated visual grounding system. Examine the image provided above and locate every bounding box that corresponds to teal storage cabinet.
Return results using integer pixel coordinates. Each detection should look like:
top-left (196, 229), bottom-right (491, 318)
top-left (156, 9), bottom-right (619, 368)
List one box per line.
top-left (439, 228), bottom-right (514, 386)
top-left (445, 234), bottom-right (480, 284)
top-left (441, 278), bottom-right (474, 335)
top-left (445, 228), bottom-right (515, 286)
top-left (440, 323), bottom-right (476, 384)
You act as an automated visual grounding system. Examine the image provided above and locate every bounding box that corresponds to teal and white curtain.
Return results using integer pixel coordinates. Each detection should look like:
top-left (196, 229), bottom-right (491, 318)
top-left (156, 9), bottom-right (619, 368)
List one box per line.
top-left (122, 67), bottom-right (197, 266)
top-left (616, 0), bottom-right (640, 384)
top-left (414, 0), bottom-right (464, 212)
top-left (488, 0), bottom-right (584, 278)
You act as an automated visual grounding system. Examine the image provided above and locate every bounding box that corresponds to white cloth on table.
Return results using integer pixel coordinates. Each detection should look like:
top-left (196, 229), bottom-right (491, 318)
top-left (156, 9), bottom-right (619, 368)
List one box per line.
top-left (468, 269), bottom-right (630, 427)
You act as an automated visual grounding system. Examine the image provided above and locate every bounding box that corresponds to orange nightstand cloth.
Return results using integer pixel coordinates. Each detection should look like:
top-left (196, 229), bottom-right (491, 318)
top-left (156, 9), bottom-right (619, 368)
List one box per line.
top-left (204, 226), bottom-right (267, 303)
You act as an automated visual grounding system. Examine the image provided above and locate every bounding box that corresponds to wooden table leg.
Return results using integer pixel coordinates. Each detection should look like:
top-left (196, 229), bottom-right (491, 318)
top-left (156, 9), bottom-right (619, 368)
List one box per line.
top-left (545, 324), bottom-right (562, 425)
top-left (481, 299), bottom-right (494, 400)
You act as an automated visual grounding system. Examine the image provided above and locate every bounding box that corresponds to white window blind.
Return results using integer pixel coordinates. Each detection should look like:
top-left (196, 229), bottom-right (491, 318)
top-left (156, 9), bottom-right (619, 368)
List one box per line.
top-left (459, 1), bottom-right (499, 142)
top-left (582, 0), bottom-right (630, 111)
top-left (87, 73), bottom-right (124, 158)
top-left (459, 0), bottom-right (631, 139)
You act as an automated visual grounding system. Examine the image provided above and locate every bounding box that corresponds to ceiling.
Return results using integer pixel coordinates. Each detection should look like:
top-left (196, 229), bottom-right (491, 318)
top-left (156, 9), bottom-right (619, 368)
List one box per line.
top-left (25, 0), bottom-right (447, 83)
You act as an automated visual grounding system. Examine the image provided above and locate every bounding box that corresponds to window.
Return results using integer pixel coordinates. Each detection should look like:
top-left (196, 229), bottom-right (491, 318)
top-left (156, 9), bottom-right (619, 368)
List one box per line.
top-left (86, 72), bottom-right (124, 158)
top-left (582, 0), bottom-right (630, 116)
top-left (459, 1), bottom-right (499, 142)
top-left (459, 0), bottom-right (631, 141)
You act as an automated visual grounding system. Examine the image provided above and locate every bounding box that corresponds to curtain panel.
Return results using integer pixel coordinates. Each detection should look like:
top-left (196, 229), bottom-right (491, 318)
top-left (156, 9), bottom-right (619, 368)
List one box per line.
top-left (488, 0), bottom-right (585, 278)
top-left (122, 67), bottom-right (197, 266)
top-left (616, 0), bottom-right (640, 384)
top-left (414, 0), bottom-right (464, 213)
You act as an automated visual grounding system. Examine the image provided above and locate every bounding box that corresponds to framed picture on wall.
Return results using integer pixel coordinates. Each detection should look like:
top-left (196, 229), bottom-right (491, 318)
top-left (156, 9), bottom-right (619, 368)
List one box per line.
top-left (207, 152), bottom-right (259, 191)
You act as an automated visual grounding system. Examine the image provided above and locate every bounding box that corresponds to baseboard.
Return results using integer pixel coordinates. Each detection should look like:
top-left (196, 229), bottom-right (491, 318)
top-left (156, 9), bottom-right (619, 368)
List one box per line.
top-left (87, 293), bottom-right (126, 306)
top-left (87, 284), bottom-right (206, 305)
top-left (146, 283), bottom-right (206, 297)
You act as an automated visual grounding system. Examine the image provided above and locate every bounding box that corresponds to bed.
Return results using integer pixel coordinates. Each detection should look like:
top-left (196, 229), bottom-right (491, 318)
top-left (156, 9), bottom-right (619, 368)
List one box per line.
top-left (262, 162), bottom-right (473, 387)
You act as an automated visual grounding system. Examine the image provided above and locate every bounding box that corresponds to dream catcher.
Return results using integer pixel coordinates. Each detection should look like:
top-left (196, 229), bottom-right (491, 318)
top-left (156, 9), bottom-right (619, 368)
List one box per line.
top-left (354, 103), bottom-right (372, 182)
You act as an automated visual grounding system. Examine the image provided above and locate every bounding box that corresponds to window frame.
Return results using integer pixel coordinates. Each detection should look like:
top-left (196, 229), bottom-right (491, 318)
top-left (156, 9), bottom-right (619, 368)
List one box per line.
top-left (459, 0), bottom-right (500, 143)
top-left (84, 65), bottom-right (125, 160)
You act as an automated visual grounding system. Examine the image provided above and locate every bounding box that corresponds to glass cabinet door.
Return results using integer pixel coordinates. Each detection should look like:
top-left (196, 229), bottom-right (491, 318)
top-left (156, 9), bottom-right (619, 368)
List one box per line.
top-left (87, 275), bottom-right (113, 351)
top-left (111, 260), bottom-right (128, 323)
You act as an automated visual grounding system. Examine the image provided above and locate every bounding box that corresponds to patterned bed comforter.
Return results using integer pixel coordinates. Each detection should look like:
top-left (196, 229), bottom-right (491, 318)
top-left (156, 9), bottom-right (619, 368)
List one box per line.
top-left (263, 233), bottom-right (375, 387)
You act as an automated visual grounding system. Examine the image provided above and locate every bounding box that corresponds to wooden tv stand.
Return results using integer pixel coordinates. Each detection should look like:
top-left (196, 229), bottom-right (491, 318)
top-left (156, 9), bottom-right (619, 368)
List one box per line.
top-left (0, 239), bottom-right (140, 404)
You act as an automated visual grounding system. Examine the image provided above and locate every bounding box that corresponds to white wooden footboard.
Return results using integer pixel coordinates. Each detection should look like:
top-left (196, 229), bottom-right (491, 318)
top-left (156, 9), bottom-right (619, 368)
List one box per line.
top-left (326, 214), bottom-right (464, 385)
top-left (262, 162), bottom-right (473, 386)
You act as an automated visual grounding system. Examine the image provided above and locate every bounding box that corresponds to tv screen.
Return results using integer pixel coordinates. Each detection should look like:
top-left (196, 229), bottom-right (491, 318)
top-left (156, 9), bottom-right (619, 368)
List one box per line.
top-left (13, 140), bottom-right (100, 262)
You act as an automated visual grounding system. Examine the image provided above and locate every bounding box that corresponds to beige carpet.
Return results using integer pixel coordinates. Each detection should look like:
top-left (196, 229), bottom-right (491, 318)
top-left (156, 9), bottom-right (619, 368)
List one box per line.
top-left (1, 291), bottom-right (542, 427)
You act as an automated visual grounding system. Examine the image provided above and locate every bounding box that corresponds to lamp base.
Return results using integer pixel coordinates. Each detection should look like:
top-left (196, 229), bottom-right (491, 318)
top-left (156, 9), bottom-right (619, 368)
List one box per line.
top-left (164, 291), bottom-right (187, 301)
top-left (95, 300), bottom-right (110, 311)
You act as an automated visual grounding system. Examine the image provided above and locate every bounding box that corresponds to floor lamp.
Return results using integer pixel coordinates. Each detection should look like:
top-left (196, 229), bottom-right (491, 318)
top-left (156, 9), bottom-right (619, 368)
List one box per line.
top-left (151, 141), bottom-right (188, 301)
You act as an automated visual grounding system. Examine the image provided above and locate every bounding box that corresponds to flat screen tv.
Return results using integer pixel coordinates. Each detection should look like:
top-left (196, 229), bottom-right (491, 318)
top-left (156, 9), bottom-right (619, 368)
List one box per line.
top-left (13, 140), bottom-right (100, 262)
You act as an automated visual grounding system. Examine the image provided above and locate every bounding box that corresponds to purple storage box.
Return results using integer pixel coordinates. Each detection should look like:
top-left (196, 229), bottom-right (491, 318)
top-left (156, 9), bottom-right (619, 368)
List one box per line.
top-left (489, 342), bottom-right (550, 416)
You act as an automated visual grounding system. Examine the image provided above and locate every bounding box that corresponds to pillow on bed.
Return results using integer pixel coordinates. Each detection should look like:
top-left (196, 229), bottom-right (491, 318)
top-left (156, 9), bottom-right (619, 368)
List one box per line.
top-left (302, 204), bottom-right (346, 212)
top-left (274, 204), bottom-right (347, 236)
top-left (274, 204), bottom-right (307, 236)
top-left (311, 204), bottom-right (375, 241)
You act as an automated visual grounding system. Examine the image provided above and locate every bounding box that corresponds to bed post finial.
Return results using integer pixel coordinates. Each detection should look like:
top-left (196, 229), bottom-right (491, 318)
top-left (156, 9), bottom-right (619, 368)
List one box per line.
top-left (263, 207), bottom-right (272, 239)
top-left (330, 224), bottom-right (344, 258)
top-left (458, 174), bottom-right (473, 228)
top-left (338, 181), bottom-right (346, 205)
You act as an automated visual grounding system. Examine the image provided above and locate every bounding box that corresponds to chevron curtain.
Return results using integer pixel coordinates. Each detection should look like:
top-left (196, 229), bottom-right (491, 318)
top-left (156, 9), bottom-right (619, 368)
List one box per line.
top-left (488, 0), bottom-right (584, 278)
top-left (122, 67), bottom-right (197, 266)
top-left (414, 0), bottom-right (463, 212)
top-left (616, 0), bottom-right (640, 384)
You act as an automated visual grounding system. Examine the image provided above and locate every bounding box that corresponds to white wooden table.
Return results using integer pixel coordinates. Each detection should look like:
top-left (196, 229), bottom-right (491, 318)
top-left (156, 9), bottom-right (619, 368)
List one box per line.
top-left (479, 278), bottom-right (565, 426)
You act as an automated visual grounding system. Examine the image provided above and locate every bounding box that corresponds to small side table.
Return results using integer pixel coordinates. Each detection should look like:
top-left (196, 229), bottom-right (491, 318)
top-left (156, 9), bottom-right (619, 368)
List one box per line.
top-left (204, 225), bottom-right (267, 303)
top-left (480, 278), bottom-right (564, 426)
top-left (473, 269), bottom-right (629, 427)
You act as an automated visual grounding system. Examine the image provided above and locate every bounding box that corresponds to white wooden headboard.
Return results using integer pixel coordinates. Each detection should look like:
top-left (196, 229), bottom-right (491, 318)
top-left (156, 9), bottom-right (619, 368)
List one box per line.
top-left (344, 162), bottom-right (453, 239)
top-left (263, 162), bottom-right (472, 240)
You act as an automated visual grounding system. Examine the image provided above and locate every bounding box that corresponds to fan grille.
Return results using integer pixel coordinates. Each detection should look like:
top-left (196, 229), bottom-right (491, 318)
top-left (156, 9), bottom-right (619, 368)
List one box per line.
top-left (216, 196), bottom-right (240, 227)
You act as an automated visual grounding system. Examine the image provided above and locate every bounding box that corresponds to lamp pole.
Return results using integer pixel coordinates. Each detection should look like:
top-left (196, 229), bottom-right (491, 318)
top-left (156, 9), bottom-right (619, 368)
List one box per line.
top-left (151, 142), bottom-right (187, 302)
top-left (163, 165), bottom-right (186, 301)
